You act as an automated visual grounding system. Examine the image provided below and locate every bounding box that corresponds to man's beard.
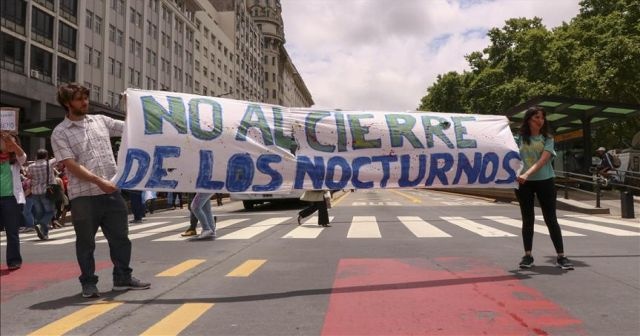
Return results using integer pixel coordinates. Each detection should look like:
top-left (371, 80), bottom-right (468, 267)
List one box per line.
top-left (69, 106), bottom-right (88, 117)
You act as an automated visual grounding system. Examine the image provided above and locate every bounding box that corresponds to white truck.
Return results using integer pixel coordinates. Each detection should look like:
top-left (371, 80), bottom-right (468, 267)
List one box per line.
top-left (230, 190), bottom-right (305, 210)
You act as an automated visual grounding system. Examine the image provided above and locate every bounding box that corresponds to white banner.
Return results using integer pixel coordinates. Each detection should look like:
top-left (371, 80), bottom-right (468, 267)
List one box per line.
top-left (114, 90), bottom-right (521, 192)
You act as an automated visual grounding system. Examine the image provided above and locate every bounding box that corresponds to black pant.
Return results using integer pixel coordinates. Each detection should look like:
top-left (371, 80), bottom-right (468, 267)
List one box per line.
top-left (515, 178), bottom-right (564, 254)
top-left (298, 201), bottom-right (329, 225)
top-left (0, 196), bottom-right (22, 267)
top-left (70, 192), bottom-right (132, 285)
top-left (128, 190), bottom-right (145, 220)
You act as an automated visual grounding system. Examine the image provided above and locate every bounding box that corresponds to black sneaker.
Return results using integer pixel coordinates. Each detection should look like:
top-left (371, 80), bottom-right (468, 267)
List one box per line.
top-left (34, 224), bottom-right (46, 240)
top-left (519, 255), bottom-right (534, 269)
top-left (82, 284), bottom-right (100, 298)
top-left (113, 277), bottom-right (151, 291)
top-left (556, 256), bottom-right (574, 270)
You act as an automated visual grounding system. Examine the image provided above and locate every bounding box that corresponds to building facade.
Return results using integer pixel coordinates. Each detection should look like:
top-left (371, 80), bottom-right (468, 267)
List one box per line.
top-left (1, 0), bottom-right (312, 156)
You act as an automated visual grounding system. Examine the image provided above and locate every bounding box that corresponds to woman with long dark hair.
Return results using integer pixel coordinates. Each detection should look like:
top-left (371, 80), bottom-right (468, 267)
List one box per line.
top-left (0, 132), bottom-right (26, 270)
top-left (515, 106), bottom-right (573, 270)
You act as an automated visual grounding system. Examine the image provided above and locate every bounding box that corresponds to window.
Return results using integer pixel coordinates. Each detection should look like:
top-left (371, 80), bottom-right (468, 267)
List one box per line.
top-left (129, 7), bottom-right (136, 24)
top-left (1, 32), bottom-right (25, 73)
top-left (1, 0), bottom-right (27, 33)
top-left (85, 10), bottom-right (93, 29)
top-left (137, 13), bottom-right (142, 27)
top-left (116, 30), bottom-right (124, 46)
top-left (59, 0), bottom-right (78, 21)
top-left (264, 71), bottom-right (268, 82)
top-left (84, 45), bottom-right (92, 64)
top-left (118, 0), bottom-right (125, 15)
top-left (129, 37), bottom-right (135, 54)
top-left (108, 24), bottom-right (116, 42)
top-left (107, 90), bottom-right (115, 106)
top-left (94, 15), bottom-right (102, 34)
top-left (272, 89), bottom-right (276, 99)
top-left (108, 57), bottom-right (115, 74)
top-left (116, 61), bottom-right (122, 78)
top-left (57, 57), bottom-right (76, 83)
top-left (32, 7), bottom-right (54, 46)
top-left (94, 50), bottom-right (101, 68)
top-left (135, 41), bottom-right (141, 56)
top-left (129, 67), bottom-right (134, 84)
top-left (92, 84), bottom-right (101, 101)
top-left (30, 45), bottom-right (53, 82)
top-left (58, 22), bottom-right (76, 56)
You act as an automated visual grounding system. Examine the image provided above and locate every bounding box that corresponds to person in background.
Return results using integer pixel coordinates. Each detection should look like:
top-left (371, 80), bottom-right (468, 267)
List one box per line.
top-left (19, 166), bottom-right (36, 233)
top-left (127, 190), bottom-right (145, 224)
top-left (514, 106), bottom-right (573, 270)
top-left (0, 132), bottom-right (26, 270)
top-left (595, 147), bottom-right (618, 181)
top-left (297, 190), bottom-right (330, 227)
top-left (51, 83), bottom-right (150, 298)
top-left (26, 149), bottom-right (56, 240)
top-left (188, 193), bottom-right (216, 240)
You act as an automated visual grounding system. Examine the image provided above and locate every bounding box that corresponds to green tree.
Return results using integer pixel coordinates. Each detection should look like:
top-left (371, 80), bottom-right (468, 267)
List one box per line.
top-left (418, 0), bottom-right (639, 150)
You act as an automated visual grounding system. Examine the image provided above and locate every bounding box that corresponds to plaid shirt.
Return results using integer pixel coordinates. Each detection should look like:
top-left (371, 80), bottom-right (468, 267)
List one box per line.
top-left (51, 114), bottom-right (123, 200)
top-left (27, 159), bottom-right (57, 195)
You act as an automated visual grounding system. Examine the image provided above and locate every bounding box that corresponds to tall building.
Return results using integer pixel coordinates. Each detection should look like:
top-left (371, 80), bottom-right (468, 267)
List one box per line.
top-left (247, 0), bottom-right (312, 107)
top-left (1, 0), bottom-right (312, 155)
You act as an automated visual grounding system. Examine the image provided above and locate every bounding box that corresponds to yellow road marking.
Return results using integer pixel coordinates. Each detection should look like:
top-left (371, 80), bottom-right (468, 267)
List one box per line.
top-left (331, 191), bottom-right (352, 207)
top-left (28, 301), bottom-right (123, 336)
top-left (226, 259), bottom-right (266, 277)
top-left (389, 189), bottom-right (422, 203)
top-left (156, 259), bottom-right (206, 277)
top-left (140, 303), bottom-right (214, 336)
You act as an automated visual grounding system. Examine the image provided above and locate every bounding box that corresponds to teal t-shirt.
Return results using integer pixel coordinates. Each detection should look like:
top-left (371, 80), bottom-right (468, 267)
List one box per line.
top-left (0, 161), bottom-right (13, 197)
top-left (518, 135), bottom-right (556, 181)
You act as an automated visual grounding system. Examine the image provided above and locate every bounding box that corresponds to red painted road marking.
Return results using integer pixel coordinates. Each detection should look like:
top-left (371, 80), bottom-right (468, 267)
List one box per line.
top-left (322, 258), bottom-right (585, 335)
top-left (0, 261), bottom-right (110, 302)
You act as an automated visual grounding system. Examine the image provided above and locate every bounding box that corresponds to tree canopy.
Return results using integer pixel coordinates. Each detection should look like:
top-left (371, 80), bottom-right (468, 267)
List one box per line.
top-left (418, 0), bottom-right (639, 150)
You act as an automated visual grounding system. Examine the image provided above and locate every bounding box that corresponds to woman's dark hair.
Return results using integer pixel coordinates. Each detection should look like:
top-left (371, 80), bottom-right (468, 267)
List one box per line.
top-left (519, 106), bottom-right (552, 145)
top-left (36, 148), bottom-right (49, 160)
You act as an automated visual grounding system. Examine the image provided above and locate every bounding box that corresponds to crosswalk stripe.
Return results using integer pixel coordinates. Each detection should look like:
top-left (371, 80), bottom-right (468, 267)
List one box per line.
top-left (226, 259), bottom-right (267, 277)
top-left (140, 303), bottom-right (214, 336)
top-left (37, 221), bottom-right (170, 246)
top-left (483, 216), bottom-right (585, 236)
top-left (282, 216), bottom-right (334, 238)
top-left (27, 301), bottom-right (123, 336)
top-left (156, 259), bottom-right (206, 277)
top-left (347, 216), bottom-right (381, 238)
top-left (217, 217), bottom-right (289, 240)
top-left (153, 219), bottom-right (249, 241)
top-left (564, 215), bottom-right (640, 228)
top-left (536, 216), bottom-right (640, 236)
top-left (398, 216), bottom-right (451, 237)
top-left (96, 222), bottom-right (186, 243)
top-left (441, 217), bottom-right (516, 237)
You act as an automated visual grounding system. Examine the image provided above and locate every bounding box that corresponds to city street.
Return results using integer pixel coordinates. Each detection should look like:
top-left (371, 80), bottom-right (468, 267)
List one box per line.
top-left (1, 189), bottom-right (639, 335)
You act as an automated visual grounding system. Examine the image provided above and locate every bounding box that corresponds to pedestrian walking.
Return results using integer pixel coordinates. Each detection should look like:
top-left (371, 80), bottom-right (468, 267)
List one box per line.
top-left (514, 106), bottom-right (573, 270)
top-left (27, 149), bottom-right (57, 240)
top-left (188, 193), bottom-right (216, 240)
top-left (297, 190), bottom-right (330, 227)
top-left (51, 83), bottom-right (150, 298)
top-left (0, 132), bottom-right (26, 270)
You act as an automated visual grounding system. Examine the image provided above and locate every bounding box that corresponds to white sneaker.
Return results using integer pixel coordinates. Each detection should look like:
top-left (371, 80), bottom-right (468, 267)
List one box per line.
top-left (188, 229), bottom-right (215, 241)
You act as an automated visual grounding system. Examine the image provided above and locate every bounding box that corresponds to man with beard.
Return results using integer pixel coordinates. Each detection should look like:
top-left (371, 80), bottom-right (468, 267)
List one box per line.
top-left (51, 83), bottom-right (150, 298)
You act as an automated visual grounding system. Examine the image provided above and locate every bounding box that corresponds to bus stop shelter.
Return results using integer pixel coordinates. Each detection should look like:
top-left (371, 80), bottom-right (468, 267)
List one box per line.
top-left (506, 96), bottom-right (640, 172)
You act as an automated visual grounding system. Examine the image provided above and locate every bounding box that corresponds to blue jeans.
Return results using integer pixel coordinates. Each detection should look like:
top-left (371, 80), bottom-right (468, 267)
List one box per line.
top-left (70, 192), bottom-right (133, 285)
top-left (190, 193), bottom-right (215, 231)
top-left (22, 196), bottom-right (35, 228)
top-left (32, 194), bottom-right (54, 235)
top-left (0, 196), bottom-right (22, 267)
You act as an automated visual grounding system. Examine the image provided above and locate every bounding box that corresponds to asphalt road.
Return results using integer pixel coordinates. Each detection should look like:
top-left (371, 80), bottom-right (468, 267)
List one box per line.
top-left (1, 189), bottom-right (639, 336)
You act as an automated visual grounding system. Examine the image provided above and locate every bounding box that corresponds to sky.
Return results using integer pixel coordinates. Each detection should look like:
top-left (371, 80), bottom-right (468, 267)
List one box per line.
top-left (280, 0), bottom-right (581, 111)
